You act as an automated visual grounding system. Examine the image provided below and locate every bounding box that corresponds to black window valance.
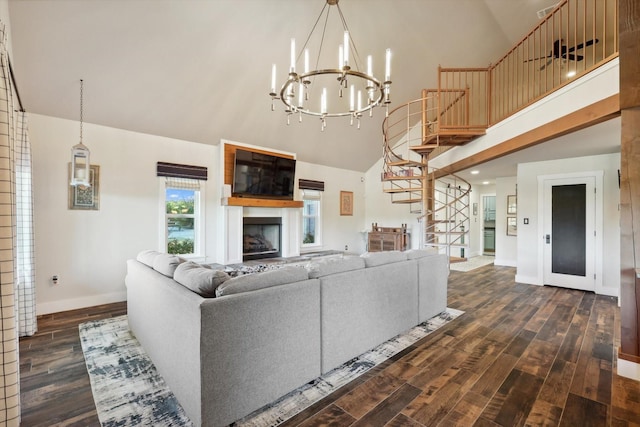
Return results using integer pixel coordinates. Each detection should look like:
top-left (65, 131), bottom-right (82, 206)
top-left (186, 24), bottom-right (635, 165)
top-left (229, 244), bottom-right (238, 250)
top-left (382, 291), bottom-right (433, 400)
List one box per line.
top-left (157, 162), bottom-right (208, 180)
top-left (298, 179), bottom-right (324, 191)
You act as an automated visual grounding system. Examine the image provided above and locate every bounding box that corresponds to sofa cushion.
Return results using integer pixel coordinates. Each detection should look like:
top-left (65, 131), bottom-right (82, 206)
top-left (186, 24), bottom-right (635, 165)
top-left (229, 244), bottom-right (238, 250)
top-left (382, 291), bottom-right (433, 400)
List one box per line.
top-left (174, 262), bottom-right (230, 297)
top-left (307, 256), bottom-right (365, 278)
top-left (360, 251), bottom-right (407, 267)
top-left (153, 253), bottom-right (186, 277)
top-left (216, 266), bottom-right (309, 297)
top-left (136, 249), bottom-right (161, 267)
top-left (405, 248), bottom-right (439, 260)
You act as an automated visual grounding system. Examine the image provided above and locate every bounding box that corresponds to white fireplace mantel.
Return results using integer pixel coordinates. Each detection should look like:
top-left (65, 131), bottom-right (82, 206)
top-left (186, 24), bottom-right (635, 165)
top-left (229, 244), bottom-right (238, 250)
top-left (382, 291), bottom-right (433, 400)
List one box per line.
top-left (219, 206), bottom-right (301, 265)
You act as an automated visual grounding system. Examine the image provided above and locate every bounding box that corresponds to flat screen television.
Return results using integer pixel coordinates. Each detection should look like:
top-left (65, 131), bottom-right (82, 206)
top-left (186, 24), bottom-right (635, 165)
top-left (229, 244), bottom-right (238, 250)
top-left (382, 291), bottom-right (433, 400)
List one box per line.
top-left (232, 149), bottom-right (296, 199)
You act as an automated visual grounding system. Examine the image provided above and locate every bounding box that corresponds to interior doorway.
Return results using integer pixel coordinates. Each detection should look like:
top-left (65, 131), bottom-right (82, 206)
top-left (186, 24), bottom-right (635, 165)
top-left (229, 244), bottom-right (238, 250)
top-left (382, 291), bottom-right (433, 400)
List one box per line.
top-left (542, 176), bottom-right (596, 291)
top-left (481, 195), bottom-right (496, 255)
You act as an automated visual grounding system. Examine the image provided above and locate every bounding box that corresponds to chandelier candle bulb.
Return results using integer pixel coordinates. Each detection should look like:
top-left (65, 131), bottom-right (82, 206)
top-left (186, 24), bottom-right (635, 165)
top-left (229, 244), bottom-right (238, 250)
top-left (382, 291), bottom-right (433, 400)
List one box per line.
top-left (321, 88), bottom-right (327, 115)
top-left (343, 31), bottom-right (350, 68)
top-left (338, 45), bottom-right (343, 69)
top-left (290, 38), bottom-right (296, 73)
top-left (270, 64), bottom-right (277, 95)
top-left (385, 48), bottom-right (391, 82)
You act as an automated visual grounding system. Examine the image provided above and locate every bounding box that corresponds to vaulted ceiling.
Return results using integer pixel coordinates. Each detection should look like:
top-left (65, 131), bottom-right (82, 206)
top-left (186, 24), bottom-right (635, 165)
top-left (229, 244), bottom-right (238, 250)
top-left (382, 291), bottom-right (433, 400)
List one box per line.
top-left (9, 0), bottom-right (573, 173)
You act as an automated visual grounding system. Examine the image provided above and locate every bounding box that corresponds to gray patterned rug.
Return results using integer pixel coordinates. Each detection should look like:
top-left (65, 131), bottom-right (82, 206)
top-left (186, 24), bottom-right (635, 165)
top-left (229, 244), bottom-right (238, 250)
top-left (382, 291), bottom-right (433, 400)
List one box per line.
top-left (80, 308), bottom-right (464, 427)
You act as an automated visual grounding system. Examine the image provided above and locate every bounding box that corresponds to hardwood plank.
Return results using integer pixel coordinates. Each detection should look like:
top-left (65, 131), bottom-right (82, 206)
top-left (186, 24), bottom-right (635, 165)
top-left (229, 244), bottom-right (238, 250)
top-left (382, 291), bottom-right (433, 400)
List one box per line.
top-left (385, 413), bottom-right (424, 427)
top-left (514, 338), bottom-right (560, 379)
top-left (559, 393), bottom-right (608, 427)
top-left (480, 369), bottom-right (544, 426)
top-left (537, 359), bottom-right (576, 407)
top-left (296, 404), bottom-right (356, 427)
top-left (350, 383), bottom-right (421, 427)
top-left (438, 391), bottom-right (489, 427)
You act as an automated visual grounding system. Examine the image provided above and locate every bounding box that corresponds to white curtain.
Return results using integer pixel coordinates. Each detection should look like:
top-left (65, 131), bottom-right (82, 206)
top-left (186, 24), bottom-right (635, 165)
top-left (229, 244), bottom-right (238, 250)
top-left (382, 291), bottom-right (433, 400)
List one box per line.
top-left (15, 110), bottom-right (36, 337)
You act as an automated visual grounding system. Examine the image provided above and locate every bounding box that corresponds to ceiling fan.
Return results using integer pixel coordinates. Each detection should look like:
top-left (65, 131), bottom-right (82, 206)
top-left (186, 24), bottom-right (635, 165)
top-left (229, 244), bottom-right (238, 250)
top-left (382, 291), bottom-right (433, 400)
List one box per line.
top-left (526, 38), bottom-right (599, 70)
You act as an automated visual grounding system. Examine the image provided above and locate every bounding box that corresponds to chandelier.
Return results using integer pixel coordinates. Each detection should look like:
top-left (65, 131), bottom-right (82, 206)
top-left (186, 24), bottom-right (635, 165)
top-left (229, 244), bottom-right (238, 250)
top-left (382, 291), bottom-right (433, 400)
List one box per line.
top-left (269, 0), bottom-right (391, 130)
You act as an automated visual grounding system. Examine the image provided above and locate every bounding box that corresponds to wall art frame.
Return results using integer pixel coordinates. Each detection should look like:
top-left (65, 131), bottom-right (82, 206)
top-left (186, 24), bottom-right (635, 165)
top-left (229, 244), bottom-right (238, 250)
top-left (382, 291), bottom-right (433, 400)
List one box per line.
top-left (507, 216), bottom-right (517, 236)
top-left (340, 191), bottom-right (353, 216)
top-left (507, 194), bottom-right (517, 215)
top-left (68, 164), bottom-right (100, 210)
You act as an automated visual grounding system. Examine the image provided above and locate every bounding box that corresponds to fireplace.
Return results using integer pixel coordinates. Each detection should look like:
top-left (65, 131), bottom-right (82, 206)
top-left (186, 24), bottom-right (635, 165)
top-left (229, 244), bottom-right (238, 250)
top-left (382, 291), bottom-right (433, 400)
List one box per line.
top-left (242, 217), bottom-right (282, 261)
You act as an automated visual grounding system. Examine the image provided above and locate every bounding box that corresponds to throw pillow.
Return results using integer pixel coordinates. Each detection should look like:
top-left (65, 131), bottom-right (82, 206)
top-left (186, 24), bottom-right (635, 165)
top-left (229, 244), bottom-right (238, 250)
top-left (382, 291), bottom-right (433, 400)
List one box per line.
top-left (216, 266), bottom-right (309, 297)
top-left (153, 253), bottom-right (186, 277)
top-left (136, 249), bottom-right (161, 267)
top-left (174, 262), bottom-right (230, 297)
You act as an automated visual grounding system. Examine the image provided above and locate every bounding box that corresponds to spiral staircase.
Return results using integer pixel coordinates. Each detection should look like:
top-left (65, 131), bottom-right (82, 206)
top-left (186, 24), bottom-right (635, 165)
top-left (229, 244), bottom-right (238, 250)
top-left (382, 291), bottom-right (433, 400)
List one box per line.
top-left (381, 88), bottom-right (486, 261)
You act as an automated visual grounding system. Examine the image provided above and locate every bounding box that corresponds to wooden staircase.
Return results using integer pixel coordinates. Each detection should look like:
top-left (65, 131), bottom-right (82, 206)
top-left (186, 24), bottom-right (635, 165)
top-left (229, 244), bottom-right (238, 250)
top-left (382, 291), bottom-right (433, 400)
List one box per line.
top-left (381, 87), bottom-right (485, 260)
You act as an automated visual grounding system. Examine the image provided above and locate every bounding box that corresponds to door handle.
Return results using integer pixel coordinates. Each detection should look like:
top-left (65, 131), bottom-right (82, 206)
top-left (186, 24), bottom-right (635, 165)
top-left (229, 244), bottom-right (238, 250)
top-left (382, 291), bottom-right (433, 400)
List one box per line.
top-left (545, 234), bottom-right (550, 244)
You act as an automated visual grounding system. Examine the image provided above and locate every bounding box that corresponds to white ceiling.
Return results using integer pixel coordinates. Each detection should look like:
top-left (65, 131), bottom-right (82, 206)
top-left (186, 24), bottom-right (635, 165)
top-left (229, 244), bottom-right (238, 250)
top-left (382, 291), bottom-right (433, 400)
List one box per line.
top-left (8, 0), bottom-right (613, 176)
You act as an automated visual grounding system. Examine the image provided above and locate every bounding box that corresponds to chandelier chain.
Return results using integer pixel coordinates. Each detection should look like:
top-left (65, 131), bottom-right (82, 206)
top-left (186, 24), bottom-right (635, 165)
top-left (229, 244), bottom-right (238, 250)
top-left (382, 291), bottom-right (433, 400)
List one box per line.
top-left (79, 79), bottom-right (84, 143)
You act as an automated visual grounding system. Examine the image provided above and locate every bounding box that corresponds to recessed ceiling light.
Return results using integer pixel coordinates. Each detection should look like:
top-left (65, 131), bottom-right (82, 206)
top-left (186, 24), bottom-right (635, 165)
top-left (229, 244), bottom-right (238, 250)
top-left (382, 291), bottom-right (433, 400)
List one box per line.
top-left (470, 170), bottom-right (480, 175)
top-left (482, 181), bottom-right (490, 185)
top-left (567, 70), bottom-right (577, 78)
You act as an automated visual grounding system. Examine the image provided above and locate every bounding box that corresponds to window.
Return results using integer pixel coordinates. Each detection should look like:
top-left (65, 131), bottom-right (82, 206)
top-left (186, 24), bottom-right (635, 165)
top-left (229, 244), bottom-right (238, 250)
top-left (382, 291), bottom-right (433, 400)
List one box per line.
top-left (163, 178), bottom-right (203, 256)
top-left (302, 190), bottom-right (322, 248)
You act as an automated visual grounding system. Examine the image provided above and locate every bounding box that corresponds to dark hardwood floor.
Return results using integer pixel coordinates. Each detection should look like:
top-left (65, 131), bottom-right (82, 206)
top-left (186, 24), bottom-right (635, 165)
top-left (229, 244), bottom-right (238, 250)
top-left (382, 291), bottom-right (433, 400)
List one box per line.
top-left (19, 265), bottom-right (640, 426)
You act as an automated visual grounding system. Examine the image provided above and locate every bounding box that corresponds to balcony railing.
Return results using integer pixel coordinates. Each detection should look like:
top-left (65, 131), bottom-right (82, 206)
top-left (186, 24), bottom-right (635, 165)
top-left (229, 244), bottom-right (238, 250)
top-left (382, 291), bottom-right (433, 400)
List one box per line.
top-left (433, 0), bottom-right (619, 133)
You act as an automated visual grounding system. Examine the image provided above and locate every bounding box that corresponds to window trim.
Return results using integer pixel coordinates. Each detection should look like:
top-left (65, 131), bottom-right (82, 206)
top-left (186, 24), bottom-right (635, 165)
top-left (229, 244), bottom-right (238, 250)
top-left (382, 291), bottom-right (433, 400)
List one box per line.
top-left (159, 179), bottom-right (205, 258)
top-left (301, 189), bottom-right (322, 250)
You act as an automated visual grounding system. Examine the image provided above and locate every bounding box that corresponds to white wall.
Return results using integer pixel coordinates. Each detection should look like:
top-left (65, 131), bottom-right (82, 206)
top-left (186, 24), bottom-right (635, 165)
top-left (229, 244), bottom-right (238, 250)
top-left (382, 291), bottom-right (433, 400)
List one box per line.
top-left (30, 113), bottom-right (221, 314)
top-left (295, 160), bottom-right (367, 254)
top-left (495, 177), bottom-right (517, 267)
top-left (516, 152), bottom-right (620, 296)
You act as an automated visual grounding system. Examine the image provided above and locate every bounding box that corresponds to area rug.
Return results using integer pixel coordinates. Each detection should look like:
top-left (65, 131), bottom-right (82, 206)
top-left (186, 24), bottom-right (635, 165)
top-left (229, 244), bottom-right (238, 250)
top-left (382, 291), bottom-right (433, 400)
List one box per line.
top-left (80, 308), bottom-right (464, 427)
top-left (449, 255), bottom-right (495, 272)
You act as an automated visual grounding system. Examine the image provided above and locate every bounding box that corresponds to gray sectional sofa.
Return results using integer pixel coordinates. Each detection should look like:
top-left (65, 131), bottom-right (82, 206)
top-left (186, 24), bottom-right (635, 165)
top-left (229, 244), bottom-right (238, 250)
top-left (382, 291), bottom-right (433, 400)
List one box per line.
top-left (125, 249), bottom-right (448, 427)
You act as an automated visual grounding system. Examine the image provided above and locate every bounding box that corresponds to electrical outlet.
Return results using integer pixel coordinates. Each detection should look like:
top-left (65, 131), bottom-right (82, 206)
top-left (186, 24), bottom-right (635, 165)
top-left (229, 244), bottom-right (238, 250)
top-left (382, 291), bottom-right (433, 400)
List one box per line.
top-left (345, 245), bottom-right (348, 251)
top-left (52, 275), bottom-right (59, 285)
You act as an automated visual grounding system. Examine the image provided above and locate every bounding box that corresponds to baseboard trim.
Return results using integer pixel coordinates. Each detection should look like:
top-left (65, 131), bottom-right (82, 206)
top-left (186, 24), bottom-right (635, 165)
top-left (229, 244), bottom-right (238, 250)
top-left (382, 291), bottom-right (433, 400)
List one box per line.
top-left (515, 274), bottom-right (540, 285)
top-left (618, 350), bottom-right (640, 381)
top-left (494, 258), bottom-right (516, 267)
top-left (37, 291), bottom-right (127, 316)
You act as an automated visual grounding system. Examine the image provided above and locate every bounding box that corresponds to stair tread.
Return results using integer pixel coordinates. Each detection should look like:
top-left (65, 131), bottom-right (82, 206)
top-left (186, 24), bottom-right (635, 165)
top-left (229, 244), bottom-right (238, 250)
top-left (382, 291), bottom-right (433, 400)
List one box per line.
top-left (382, 175), bottom-right (425, 181)
top-left (383, 188), bottom-right (423, 193)
top-left (392, 199), bottom-right (423, 204)
top-left (387, 160), bottom-right (426, 167)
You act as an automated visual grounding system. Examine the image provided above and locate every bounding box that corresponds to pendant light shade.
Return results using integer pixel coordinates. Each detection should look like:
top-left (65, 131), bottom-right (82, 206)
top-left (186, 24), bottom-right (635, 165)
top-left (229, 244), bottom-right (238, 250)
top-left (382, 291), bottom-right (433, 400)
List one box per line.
top-left (70, 141), bottom-right (90, 186)
top-left (70, 79), bottom-right (90, 187)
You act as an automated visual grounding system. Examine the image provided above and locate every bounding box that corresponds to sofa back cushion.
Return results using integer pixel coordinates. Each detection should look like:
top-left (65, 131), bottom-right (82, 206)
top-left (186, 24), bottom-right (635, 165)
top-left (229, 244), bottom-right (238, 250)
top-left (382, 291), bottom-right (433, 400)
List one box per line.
top-left (174, 262), bottom-right (230, 297)
top-left (153, 253), bottom-right (186, 277)
top-left (307, 256), bottom-right (365, 278)
top-left (405, 248), bottom-right (439, 260)
top-left (216, 266), bottom-right (309, 297)
top-left (136, 250), bottom-right (161, 267)
top-left (360, 250), bottom-right (407, 267)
